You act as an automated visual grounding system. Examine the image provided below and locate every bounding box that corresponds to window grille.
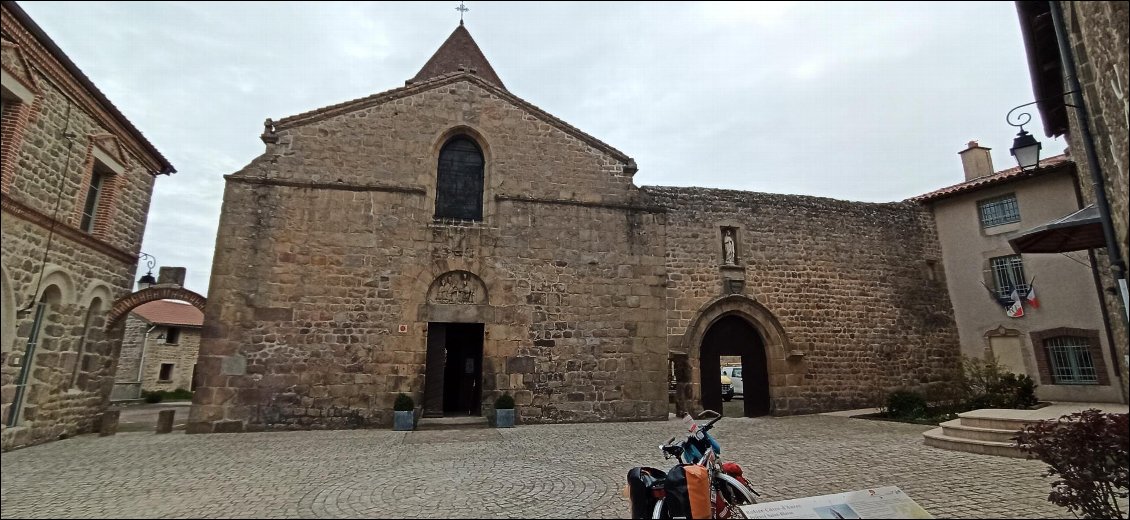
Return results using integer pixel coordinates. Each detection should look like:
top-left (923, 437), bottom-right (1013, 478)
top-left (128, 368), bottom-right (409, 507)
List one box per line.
top-left (989, 255), bottom-right (1029, 301)
top-left (978, 194), bottom-right (1020, 227)
top-left (1045, 336), bottom-right (1098, 384)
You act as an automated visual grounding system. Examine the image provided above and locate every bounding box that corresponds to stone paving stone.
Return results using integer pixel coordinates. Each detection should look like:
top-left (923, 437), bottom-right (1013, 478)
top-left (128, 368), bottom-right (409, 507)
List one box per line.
top-left (0, 415), bottom-right (1067, 518)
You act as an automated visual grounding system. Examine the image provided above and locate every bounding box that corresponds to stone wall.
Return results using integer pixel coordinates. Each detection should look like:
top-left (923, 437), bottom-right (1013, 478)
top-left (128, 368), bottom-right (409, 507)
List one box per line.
top-left (1061, 0), bottom-right (1129, 399)
top-left (643, 186), bottom-right (962, 414)
top-left (113, 316), bottom-right (200, 393)
top-left (114, 314), bottom-right (148, 385)
top-left (189, 76), bottom-right (668, 433)
top-left (139, 325), bottom-right (200, 392)
top-left (1, 4), bottom-right (165, 450)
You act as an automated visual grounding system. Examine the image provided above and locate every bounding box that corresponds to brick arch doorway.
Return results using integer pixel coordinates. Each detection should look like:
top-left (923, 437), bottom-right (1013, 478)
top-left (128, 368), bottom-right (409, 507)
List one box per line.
top-left (107, 286), bottom-right (206, 329)
top-left (700, 315), bottom-right (770, 417)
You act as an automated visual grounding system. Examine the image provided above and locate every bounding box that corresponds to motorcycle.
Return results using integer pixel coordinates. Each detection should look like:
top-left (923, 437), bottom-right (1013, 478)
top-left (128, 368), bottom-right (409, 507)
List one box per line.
top-left (627, 410), bottom-right (759, 519)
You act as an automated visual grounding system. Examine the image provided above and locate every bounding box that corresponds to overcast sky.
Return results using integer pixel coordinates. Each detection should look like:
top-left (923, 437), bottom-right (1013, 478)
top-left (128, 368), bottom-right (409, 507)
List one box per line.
top-left (19, 1), bottom-right (1063, 294)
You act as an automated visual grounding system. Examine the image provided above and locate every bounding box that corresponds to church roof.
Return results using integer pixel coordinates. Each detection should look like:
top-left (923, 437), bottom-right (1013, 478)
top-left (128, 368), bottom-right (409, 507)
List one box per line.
top-left (267, 24), bottom-right (633, 167)
top-left (409, 24), bottom-right (505, 90)
top-left (273, 71), bottom-right (631, 165)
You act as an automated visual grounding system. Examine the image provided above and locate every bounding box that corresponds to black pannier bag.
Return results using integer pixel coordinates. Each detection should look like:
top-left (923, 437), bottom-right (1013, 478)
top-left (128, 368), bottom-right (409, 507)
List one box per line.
top-left (627, 466), bottom-right (667, 519)
top-left (664, 464), bottom-right (711, 519)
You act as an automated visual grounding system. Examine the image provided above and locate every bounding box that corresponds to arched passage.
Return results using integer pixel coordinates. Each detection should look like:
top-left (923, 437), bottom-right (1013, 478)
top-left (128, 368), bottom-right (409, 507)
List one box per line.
top-left (678, 295), bottom-right (793, 418)
top-left (107, 286), bottom-right (206, 329)
top-left (700, 315), bottom-right (770, 417)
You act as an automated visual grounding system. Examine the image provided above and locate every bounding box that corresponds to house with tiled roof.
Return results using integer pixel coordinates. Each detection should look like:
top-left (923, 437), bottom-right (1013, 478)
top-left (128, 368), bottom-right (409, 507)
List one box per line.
top-left (913, 141), bottom-right (1123, 405)
top-left (112, 300), bottom-right (204, 398)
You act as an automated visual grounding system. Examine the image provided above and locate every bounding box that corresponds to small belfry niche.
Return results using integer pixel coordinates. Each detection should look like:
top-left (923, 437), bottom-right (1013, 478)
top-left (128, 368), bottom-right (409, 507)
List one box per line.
top-left (719, 226), bottom-right (745, 295)
top-left (720, 226), bottom-right (739, 266)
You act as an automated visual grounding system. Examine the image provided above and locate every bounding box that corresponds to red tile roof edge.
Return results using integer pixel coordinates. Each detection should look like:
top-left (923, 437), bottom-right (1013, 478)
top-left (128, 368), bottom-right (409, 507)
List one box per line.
top-left (130, 300), bottom-right (203, 327)
top-left (910, 154), bottom-right (1073, 203)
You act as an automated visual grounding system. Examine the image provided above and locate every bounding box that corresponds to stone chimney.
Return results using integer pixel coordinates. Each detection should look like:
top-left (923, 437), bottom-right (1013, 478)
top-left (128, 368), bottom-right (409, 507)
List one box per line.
top-left (157, 266), bottom-right (186, 287)
top-left (959, 140), bottom-right (994, 181)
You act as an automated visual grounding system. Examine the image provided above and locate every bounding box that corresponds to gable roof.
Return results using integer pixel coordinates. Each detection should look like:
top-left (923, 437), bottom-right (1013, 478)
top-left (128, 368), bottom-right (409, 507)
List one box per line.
top-left (273, 71), bottom-right (632, 165)
top-left (130, 300), bottom-right (203, 327)
top-left (409, 24), bottom-right (505, 90)
top-left (910, 153), bottom-right (1072, 203)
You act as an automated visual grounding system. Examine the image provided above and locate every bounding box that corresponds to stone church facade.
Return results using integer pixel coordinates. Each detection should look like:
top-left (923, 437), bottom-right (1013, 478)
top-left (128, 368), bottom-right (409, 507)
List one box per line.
top-left (188, 25), bottom-right (960, 433)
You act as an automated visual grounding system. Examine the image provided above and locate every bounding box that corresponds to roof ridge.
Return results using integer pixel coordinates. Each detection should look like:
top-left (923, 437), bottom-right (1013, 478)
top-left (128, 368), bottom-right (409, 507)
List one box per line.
top-left (410, 24), bottom-right (505, 89)
top-left (271, 73), bottom-right (631, 163)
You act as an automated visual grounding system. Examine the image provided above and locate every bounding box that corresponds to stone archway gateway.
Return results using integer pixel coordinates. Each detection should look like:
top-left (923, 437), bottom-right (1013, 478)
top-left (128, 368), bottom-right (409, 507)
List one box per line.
top-left (701, 316), bottom-right (770, 417)
top-left (678, 295), bottom-right (796, 417)
top-left (107, 286), bottom-right (206, 328)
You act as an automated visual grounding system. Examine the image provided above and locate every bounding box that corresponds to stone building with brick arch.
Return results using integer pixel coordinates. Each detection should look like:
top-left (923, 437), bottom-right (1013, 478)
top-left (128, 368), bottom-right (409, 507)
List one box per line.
top-left (0, 1), bottom-right (179, 450)
top-left (188, 23), bottom-right (961, 433)
top-left (112, 297), bottom-right (204, 400)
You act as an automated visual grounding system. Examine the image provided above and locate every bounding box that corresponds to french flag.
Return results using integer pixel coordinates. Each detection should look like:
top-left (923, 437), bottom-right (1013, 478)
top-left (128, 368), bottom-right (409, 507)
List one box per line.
top-left (1027, 283), bottom-right (1040, 309)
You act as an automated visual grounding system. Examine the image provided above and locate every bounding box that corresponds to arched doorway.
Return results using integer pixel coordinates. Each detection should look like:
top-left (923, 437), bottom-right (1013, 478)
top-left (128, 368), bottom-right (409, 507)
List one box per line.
top-left (700, 315), bottom-right (770, 417)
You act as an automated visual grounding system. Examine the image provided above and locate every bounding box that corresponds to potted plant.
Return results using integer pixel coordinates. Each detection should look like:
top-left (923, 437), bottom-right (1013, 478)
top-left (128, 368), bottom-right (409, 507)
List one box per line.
top-left (393, 393), bottom-right (415, 431)
top-left (494, 392), bottom-right (515, 428)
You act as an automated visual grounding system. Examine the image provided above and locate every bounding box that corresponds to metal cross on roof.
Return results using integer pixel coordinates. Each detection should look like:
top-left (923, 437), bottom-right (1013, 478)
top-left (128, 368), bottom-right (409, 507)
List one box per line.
top-left (456, 1), bottom-right (469, 25)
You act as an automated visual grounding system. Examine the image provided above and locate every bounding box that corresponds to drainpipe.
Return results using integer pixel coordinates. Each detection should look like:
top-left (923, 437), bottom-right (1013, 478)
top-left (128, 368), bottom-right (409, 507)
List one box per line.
top-left (1048, 1), bottom-right (1129, 323)
top-left (136, 325), bottom-right (156, 397)
top-left (7, 302), bottom-right (47, 427)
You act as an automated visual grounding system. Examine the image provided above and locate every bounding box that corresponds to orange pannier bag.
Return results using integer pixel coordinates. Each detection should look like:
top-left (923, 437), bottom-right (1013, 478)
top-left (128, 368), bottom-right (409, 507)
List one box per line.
top-left (664, 464), bottom-right (712, 519)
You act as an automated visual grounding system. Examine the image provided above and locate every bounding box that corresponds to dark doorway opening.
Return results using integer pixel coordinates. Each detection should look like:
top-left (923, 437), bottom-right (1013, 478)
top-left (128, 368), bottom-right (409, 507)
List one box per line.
top-left (423, 322), bottom-right (484, 417)
top-left (700, 315), bottom-right (770, 417)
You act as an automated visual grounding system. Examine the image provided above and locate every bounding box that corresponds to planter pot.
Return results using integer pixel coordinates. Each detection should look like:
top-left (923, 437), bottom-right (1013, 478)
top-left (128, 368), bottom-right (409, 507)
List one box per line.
top-left (393, 410), bottom-right (414, 431)
top-left (495, 408), bottom-right (515, 428)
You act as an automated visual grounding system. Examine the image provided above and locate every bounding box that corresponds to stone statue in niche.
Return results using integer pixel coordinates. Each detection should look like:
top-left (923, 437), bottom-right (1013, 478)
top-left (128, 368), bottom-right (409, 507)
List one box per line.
top-left (429, 271), bottom-right (486, 305)
top-left (722, 228), bottom-right (736, 265)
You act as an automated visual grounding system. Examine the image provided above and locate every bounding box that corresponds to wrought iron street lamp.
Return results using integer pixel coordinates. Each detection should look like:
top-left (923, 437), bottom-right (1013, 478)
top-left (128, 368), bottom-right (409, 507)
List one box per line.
top-left (136, 252), bottom-right (157, 290)
top-left (1005, 99), bottom-right (1056, 171)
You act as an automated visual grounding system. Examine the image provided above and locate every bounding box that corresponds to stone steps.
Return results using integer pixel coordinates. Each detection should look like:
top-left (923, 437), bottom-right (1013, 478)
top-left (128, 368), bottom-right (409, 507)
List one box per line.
top-left (416, 416), bottom-right (489, 430)
top-left (922, 428), bottom-right (1030, 458)
top-left (939, 419), bottom-right (1021, 443)
top-left (922, 411), bottom-right (1044, 459)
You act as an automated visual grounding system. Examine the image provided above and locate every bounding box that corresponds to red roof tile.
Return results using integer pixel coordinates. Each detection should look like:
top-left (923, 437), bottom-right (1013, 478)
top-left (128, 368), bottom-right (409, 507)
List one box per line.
top-left (910, 154), bottom-right (1072, 203)
top-left (131, 300), bottom-right (203, 327)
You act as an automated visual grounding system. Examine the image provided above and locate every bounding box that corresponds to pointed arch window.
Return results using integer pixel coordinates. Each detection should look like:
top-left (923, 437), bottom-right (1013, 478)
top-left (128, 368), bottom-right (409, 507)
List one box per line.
top-left (435, 137), bottom-right (484, 221)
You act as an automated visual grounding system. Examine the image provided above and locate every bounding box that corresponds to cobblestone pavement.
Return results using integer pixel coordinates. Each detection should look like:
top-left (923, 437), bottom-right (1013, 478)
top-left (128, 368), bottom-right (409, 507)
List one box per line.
top-left (0, 414), bottom-right (1065, 519)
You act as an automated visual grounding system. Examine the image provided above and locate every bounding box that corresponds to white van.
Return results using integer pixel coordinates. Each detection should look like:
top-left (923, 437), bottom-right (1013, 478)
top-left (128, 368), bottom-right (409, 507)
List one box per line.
top-left (720, 365), bottom-right (743, 398)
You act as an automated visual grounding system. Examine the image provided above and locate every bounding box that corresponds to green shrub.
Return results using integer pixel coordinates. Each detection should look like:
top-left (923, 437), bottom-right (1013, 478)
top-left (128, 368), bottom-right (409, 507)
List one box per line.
top-left (166, 388), bottom-right (194, 401)
top-left (960, 355), bottom-right (1038, 410)
top-left (494, 393), bottom-right (515, 410)
top-left (393, 393), bottom-right (414, 412)
top-left (141, 389), bottom-right (193, 403)
top-left (886, 390), bottom-right (927, 420)
top-left (1015, 410), bottom-right (1129, 519)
